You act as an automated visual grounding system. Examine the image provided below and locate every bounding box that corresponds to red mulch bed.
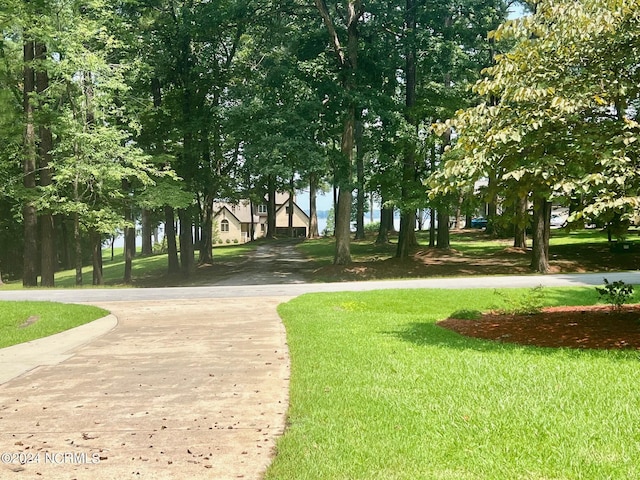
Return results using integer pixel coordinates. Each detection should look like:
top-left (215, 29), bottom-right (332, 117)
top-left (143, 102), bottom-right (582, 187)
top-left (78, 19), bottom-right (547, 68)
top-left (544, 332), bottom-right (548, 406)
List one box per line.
top-left (438, 304), bottom-right (640, 350)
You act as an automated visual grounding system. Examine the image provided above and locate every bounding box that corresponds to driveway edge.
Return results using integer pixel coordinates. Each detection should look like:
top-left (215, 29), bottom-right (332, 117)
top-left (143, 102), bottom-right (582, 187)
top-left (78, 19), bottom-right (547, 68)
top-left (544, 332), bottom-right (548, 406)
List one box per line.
top-left (0, 313), bottom-right (118, 385)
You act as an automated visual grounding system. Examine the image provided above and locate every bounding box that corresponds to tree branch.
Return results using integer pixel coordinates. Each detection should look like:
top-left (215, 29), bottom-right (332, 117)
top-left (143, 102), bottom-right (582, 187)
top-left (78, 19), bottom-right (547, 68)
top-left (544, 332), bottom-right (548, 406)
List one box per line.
top-left (315, 0), bottom-right (346, 67)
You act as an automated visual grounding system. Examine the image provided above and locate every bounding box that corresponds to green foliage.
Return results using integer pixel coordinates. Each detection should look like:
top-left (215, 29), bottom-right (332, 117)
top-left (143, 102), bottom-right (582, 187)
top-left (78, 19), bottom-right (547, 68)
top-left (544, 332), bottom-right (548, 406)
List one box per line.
top-left (493, 285), bottom-right (546, 315)
top-left (324, 207), bottom-right (335, 236)
top-left (364, 221), bottom-right (380, 234)
top-left (596, 278), bottom-right (635, 312)
top-left (433, 0), bottom-right (640, 230)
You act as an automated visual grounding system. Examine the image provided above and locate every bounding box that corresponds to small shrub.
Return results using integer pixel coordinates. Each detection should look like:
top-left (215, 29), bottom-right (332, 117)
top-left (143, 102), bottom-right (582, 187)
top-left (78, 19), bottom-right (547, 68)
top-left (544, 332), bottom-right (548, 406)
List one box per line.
top-left (493, 285), bottom-right (546, 315)
top-left (450, 309), bottom-right (482, 320)
top-left (596, 278), bottom-right (634, 311)
top-left (225, 238), bottom-right (231, 244)
top-left (233, 239), bottom-right (239, 243)
top-left (364, 221), bottom-right (380, 234)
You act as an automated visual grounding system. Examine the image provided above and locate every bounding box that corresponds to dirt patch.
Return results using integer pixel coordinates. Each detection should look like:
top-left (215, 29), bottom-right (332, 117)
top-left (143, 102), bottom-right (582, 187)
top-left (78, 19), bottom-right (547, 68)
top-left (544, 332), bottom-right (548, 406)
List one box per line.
top-left (438, 304), bottom-right (640, 350)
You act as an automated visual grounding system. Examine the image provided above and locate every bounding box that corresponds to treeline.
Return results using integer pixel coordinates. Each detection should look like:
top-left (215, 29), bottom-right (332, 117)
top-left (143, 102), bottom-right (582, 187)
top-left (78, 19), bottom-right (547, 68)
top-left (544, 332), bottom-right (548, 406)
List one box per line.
top-left (1, 0), bottom-right (508, 285)
top-left (2, 0), bottom-right (637, 285)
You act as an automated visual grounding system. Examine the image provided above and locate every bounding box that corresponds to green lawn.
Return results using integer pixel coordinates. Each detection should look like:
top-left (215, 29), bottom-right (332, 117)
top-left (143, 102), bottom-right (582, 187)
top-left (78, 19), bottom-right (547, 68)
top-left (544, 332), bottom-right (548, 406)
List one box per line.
top-left (0, 301), bottom-right (108, 348)
top-left (296, 236), bottom-right (397, 264)
top-left (298, 229), bottom-right (613, 264)
top-left (267, 287), bottom-right (640, 479)
top-left (0, 242), bottom-right (259, 289)
top-left (0, 229), bottom-right (627, 288)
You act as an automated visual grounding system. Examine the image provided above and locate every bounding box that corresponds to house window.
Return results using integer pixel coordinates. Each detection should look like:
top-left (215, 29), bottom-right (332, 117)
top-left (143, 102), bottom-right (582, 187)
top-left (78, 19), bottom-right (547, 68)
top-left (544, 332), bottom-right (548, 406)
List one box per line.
top-left (260, 224), bottom-right (266, 232)
top-left (258, 204), bottom-right (267, 214)
top-left (221, 219), bottom-right (229, 232)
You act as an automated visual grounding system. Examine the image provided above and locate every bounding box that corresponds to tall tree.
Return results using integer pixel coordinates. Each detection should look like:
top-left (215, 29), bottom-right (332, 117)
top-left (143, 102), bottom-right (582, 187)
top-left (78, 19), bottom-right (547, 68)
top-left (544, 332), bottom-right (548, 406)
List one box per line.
top-left (396, 0), bottom-right (419, 258)
top-left (35, 42), bottom-right (55, 286)
top-left (21, 36), bottom-right (37, 286)
top-left (432, 0), bottom-right (640, 273)
top-left (315, 0), bottom-right (363, 265)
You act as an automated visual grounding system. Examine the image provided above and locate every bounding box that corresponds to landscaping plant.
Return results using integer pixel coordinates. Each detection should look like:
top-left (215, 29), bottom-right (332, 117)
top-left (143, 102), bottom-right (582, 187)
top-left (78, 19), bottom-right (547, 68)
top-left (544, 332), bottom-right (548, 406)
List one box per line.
top-left (596, 278), bottom-right (634, 311)
top-left (493, 285), bottom-right (546, 315)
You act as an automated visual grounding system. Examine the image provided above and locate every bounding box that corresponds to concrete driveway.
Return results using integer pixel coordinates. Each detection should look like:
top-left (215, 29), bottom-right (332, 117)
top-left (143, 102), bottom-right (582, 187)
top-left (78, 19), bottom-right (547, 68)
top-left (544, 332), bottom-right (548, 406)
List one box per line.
top-left (0, 270), bottom-right (639, 479)
top-left (0, 298), bottom-right (290, 480)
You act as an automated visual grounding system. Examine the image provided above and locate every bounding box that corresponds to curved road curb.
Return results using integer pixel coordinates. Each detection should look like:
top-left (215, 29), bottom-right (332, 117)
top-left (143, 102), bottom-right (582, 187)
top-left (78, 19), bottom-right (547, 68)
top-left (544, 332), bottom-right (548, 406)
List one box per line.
top-left (0, 314), bottom-right (118, 385)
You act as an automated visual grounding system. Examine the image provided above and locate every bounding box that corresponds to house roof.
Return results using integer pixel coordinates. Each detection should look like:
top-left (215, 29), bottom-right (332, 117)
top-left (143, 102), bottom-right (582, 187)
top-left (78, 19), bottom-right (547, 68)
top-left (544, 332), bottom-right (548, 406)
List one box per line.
top-left (213, 201), bottom-right (263, 225)
top-left (257, 192), bottom-right (296, 207)
top-left (275, 200), bottom-right (310, 221)
top-left (214, 194), bottom-right (308, 225)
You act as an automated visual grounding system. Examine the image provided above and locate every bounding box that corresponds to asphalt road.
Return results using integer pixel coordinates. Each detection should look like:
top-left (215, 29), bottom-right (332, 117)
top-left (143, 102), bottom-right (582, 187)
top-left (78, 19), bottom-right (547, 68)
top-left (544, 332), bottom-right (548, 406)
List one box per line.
top-left (1, 271), bottom-right (639, 303)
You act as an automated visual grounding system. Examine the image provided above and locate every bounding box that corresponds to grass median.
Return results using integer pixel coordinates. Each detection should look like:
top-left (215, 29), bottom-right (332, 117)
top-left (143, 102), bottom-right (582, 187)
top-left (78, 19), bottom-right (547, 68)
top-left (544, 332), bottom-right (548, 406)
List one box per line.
top-left (0, 301), bottom-right (108, 348)
top-left (267, 287), bottom-right (640, 479)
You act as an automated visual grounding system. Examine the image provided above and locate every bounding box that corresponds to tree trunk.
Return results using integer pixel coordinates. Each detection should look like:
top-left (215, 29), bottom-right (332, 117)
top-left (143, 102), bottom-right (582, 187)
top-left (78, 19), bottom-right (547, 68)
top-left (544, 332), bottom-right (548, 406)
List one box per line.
top-left (288, 177), bottom-right (294, 238)
top-left (417, 209), bottom-right (425, 231)
top-left (58, 216), bottom-right (72, 270)
top-left (355, 112), bottom-right (365, 240)
top-left (334, 187), bottom-right (352, 264)
top-left (22, 40), bottom-right (38, 287)
top-left (435, 93), bottom-right (452, 251)
top-left (91, 230), bottom-right (103, 285)
top-left (396, 0), bottom-right (418, 259)
top-left (436, 209), bottom-right (450, 249)
top-left (73, 211), bottom-right (83, 286)
top-left (388, 206), bottom-right (396, 233)
top-left (179, 208), bottom-right (194, 277)
top-left (530, 195), bottom-right (551, 273)
top-left (249, 199), bottom-right (255, 241)
top-left (266, 175), bottom-right (276, 239)
top-left (123, 211), bottom-right (135, 285)
top-left (36, 43), bottom-right (55, 287)
top-left (315, 0), bottom-right (359, 264)
top-left (376, 200), bottom-right (391, 245)
top-left (429, 207), bottom-right (436, 247)
top-left (164, 206), bottom-right (180, 274)
top-left (39, 215), bottom-right (55, 286)
top-left (199, 195), bottom-right (214, 264)
top-left (465, 212), bottom-right (473, 230)
top-left (485, 174), bottom-right (498, 235)
top-left (193, 207), bottom-right (200, 251)
top-left (308, 173), bottom-right (319, 238)
top-left (141, 208), bottom-right (153, 255)
top-left (544, 200), bottom-right (551, 261)
top-left (454, 197), bottom-right (462, 230)
top-left (513, 194), bottom-right (527, 248)
top-left (333, 106), bottom-right (355, 265)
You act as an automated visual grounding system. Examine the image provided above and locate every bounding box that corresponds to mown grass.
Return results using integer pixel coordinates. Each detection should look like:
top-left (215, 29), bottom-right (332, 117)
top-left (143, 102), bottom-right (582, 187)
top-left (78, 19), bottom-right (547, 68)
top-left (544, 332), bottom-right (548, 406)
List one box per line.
top-left (0, 242), bottom-right (258, 289)
top-left (0, 301), bottom-right (108, 348)
top-left (297, 236), bottom-right (397, 264)
top-left (267, 287), bottom-right (640, 479)
top-left (298, 229), bottom-right (612, 265)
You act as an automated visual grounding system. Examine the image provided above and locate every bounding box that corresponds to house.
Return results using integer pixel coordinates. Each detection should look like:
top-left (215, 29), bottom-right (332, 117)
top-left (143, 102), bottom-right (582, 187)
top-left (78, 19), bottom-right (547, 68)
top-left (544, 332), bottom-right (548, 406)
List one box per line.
top-left (212, 194), bottom-right (310, 243)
